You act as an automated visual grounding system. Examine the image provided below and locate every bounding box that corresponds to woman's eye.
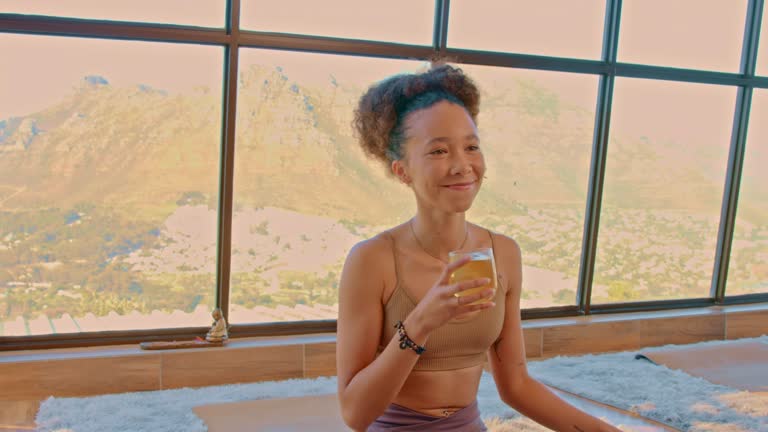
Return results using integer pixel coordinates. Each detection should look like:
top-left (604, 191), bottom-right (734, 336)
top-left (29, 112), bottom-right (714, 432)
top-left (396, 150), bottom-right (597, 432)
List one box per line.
top-left (430, 149), bottom-right (447, 155)
top-left (467, 145), bottom-right (480, 151)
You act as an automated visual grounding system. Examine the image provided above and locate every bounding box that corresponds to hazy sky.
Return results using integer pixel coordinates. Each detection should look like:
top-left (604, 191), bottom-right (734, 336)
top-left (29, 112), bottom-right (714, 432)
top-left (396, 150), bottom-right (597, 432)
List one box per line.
top-left (0, 0), bottom-right (226, 27)
top-left (745, 89), bottom-right (768, 172)
top-left (240, 0), bottom-right (434, 44)
top-left (1, 0), bottom-right (766, 122)
top-left (619, 0), bottom-right (748, 72)
top-left (0, 33), bottom-right (224, 119)
top-left (449, 0), bottom-right (606, 59)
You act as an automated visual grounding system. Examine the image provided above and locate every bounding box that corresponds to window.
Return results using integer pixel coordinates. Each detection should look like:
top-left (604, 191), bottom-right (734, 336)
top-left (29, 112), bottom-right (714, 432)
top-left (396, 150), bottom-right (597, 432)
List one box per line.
top-left (757, 7), bottom-right (768, 76)
top-left (0, 34), bottom-right (223, 335)
top-left (2, 1), bottom-right (766, 343)
top-left (448, 0), bottom-right (605, 59)
top-left (593, 78), bottom-right (735, 303)
top-left (727, 89), bottom-right (768, 296)
top-left (461, 65), bottom-right (599, 308)
top-left (240, 0), bottom-right (433, 45)
top-left (618, 0), bottom-right (747, 72)
top-left (0, 0), bottom-right (225, 27)
top-left (229, 48), bottom-right (426, 323)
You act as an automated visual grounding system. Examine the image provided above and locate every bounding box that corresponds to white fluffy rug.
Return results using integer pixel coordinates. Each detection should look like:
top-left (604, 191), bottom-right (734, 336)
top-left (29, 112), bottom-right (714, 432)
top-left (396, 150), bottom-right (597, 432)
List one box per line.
top-left (36, 336), bottom-right (768, 432)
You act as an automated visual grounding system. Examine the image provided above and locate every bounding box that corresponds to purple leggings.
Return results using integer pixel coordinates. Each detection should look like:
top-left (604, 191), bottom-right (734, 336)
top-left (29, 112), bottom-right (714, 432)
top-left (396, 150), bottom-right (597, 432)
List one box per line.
top-left (367, 399), bottom-right (487, 431)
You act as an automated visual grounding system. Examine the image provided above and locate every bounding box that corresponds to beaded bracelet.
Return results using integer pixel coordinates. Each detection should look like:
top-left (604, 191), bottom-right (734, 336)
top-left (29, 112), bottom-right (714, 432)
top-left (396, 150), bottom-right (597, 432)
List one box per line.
top-left (394, 321), bottom-right (426, 355)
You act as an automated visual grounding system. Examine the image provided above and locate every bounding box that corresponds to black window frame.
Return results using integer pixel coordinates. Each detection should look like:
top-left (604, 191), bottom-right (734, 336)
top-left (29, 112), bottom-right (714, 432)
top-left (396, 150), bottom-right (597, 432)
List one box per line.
top-left (0, 0), bottom-right (766, 351)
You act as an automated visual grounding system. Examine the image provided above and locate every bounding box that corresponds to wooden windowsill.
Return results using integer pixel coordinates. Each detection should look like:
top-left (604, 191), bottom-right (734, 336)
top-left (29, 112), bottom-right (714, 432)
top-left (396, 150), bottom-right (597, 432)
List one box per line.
top-left (0, 333), bottom-right (337, 364)
top-left (1, 302), bottom-right (766, 364)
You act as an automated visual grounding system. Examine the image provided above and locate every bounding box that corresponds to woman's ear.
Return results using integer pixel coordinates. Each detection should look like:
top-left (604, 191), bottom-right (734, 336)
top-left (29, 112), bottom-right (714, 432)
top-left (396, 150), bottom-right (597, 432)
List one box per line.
top-left (391, 160), bottom-right (410, 185)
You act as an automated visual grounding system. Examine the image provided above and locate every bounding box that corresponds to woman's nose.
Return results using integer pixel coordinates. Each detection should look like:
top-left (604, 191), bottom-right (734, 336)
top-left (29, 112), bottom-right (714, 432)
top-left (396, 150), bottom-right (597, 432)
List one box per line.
top-left (450, 154), bottom-right (472, 175)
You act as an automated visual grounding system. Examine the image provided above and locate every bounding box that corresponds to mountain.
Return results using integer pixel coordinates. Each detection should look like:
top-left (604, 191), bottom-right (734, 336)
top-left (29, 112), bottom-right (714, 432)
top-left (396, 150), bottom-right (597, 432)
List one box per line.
top-left (1, 64), bottom-right (755, 223)
top-left (0, 76), bottom-right (220, 218)
top-left (1, 64), bottom-right (765, 321)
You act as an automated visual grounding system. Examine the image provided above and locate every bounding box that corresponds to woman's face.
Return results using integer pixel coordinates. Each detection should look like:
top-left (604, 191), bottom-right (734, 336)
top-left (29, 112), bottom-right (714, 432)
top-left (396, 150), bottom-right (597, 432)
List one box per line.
top-left (392, 100), bottom-right (486, 214)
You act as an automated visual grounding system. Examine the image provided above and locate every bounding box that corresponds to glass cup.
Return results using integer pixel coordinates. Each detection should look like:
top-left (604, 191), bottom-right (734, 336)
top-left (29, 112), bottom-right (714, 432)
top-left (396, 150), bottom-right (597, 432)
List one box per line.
top-left (448, 247), bottom-right (497, 305)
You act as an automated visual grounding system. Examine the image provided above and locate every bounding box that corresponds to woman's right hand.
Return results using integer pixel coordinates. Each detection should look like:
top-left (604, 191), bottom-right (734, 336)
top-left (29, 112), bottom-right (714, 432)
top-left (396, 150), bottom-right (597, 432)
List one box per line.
top-left (406, 256), bottom-right (496, 337)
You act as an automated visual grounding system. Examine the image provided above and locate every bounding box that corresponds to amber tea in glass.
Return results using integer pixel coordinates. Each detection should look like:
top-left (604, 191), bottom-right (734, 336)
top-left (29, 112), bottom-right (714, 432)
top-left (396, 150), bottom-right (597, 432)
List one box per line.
top-left (448, 248), bottom-right (497, 305)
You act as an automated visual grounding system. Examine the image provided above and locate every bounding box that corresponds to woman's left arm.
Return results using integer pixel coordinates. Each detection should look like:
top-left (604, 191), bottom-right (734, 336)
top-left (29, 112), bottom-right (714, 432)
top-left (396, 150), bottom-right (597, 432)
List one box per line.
top-left (488, 236), bottom-right (621, 432)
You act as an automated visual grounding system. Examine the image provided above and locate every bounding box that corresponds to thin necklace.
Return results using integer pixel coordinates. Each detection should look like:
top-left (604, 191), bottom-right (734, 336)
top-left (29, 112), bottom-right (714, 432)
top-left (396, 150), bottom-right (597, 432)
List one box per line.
top-left (409, 218), bottom-right (469, 264)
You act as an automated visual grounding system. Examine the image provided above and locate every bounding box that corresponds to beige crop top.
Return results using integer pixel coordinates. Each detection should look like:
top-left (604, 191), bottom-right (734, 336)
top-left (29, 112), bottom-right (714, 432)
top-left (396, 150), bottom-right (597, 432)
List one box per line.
top-left (378, 230), bottom-right (507, 371)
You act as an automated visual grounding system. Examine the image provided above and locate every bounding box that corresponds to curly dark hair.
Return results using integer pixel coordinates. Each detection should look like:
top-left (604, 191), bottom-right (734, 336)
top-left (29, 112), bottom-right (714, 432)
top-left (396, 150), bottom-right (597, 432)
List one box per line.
top-left (352, 64), bottom-right (480, 172)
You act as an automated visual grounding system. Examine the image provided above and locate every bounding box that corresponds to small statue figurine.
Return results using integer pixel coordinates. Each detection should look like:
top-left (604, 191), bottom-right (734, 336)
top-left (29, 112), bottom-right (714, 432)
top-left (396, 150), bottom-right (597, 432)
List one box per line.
top-left (139, 307), bottom-right (229, 350)
top-left (205, 307), bottom-right (228, 343)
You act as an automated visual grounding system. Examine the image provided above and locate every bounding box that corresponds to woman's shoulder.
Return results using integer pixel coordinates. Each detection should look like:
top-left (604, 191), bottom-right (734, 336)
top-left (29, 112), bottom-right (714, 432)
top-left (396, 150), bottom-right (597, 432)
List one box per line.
top-left (481, 227), bottom-right (522, 263)
top-left (340, 229), bottom-right (398, 301)
top-left (345, 228), bottom-right (398, 264)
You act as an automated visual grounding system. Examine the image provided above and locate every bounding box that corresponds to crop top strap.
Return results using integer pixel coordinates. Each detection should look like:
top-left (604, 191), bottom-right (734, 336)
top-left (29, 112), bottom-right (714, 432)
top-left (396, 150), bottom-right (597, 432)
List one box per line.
top-left (386, 231), bottom-right (400, 284)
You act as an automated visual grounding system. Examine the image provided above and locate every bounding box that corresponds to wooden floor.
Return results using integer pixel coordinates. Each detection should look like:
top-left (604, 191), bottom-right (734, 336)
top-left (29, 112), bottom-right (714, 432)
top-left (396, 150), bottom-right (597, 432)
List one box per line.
top-left (192, 390), bottom-right (678, 431)
top-left (2, 304), bottom-right (766, 429)
top-left (9, 391), bottom-right (680, 431)
top-left (0, 425), bottom-right (35, 432)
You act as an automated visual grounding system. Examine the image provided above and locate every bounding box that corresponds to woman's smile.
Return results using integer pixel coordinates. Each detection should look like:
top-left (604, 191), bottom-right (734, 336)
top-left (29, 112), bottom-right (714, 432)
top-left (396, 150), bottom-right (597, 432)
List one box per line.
top-left (443, 181), bottom-right (476, 191)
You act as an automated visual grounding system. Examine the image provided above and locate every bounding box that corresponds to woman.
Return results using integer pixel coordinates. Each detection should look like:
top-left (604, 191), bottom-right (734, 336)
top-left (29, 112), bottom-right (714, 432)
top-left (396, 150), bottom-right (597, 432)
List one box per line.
top-left (336, 64), bottom-right (621, 432)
